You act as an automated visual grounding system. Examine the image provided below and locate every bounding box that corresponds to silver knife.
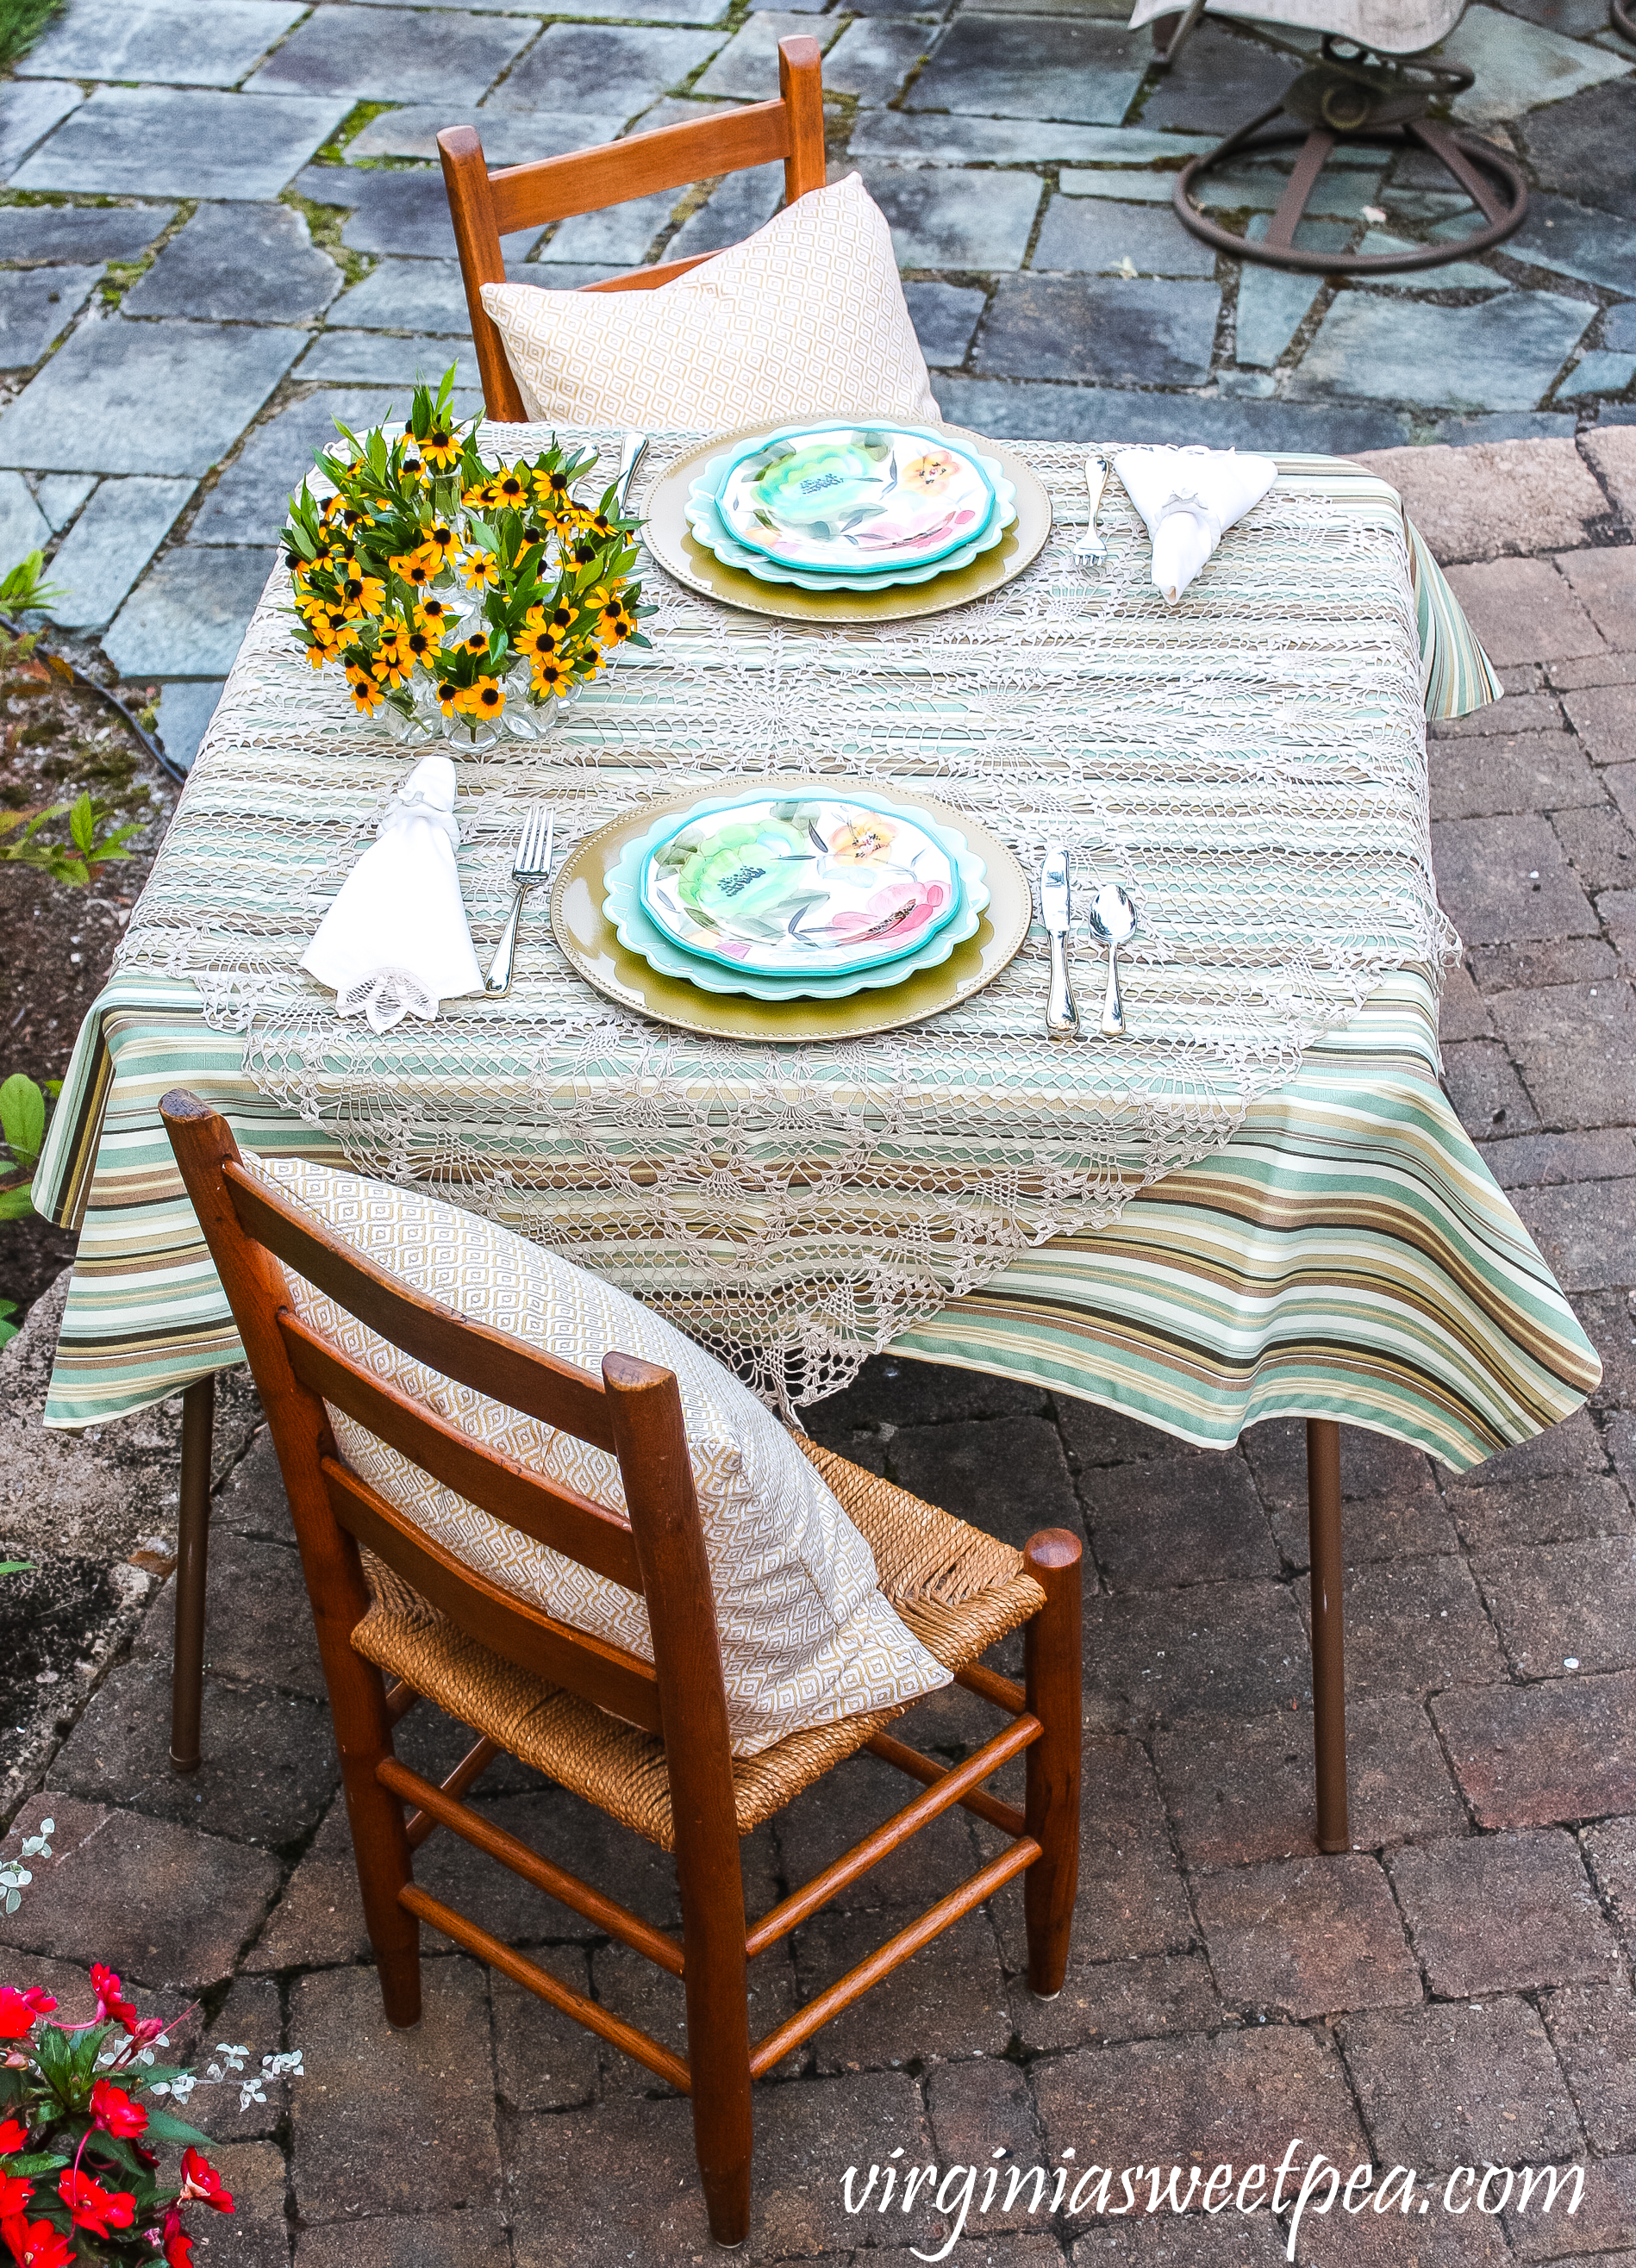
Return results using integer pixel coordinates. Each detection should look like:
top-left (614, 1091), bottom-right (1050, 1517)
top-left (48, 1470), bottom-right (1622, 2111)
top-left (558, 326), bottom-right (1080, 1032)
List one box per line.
top-left (1040, 846), bottom-right (1079, 1038)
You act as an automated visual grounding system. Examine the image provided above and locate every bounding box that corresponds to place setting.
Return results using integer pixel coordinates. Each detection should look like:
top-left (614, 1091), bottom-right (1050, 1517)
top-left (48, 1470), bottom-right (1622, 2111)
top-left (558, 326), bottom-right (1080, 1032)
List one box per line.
top-left (640, 417), bottom-right (1055, 624)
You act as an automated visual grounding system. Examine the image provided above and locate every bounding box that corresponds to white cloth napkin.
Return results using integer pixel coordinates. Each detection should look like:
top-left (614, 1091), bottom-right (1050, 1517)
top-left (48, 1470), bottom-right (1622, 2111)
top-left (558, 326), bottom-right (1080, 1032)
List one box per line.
top-left (301, 754), bottom-right (485, 1033)
top-left (1112, 445), bottom-right (1279, 608)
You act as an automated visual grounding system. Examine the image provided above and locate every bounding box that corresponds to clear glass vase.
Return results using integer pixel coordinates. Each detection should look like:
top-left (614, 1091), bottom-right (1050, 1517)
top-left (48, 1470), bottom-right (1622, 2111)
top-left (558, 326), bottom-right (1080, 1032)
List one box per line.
top-left (378, 664), bottom-right (583, 753)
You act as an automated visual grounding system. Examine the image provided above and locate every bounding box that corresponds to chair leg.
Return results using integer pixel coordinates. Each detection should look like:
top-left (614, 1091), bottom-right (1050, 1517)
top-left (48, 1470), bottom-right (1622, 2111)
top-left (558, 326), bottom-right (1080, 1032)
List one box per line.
top-left (169, 1374), bottom-right (216, 1773)
top-left (1307, 1418), bottom-right (1351, 1854)
top-left (678, 1859), bottom-right (752, 2246)
top-left (337, 1656), bottom-right (422, 2027)
top-left (1023, 1529), bottom-right (1083, 1999)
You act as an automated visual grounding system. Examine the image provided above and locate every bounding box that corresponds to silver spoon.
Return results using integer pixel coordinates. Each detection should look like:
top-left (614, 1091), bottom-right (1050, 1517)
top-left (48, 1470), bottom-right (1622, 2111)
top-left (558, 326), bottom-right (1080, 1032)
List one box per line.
top-left (1073, 453), bottom-right (1108, 563)
top-left (1086, 882), bottom-right (1136, 1037)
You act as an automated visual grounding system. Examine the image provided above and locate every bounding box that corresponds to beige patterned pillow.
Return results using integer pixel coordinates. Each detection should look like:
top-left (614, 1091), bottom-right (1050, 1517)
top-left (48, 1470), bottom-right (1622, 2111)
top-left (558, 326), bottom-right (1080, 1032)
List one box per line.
top-left (479, 172), bottom-right (940, 432)
top-left (243, 1156), bottom-right (948, 1755)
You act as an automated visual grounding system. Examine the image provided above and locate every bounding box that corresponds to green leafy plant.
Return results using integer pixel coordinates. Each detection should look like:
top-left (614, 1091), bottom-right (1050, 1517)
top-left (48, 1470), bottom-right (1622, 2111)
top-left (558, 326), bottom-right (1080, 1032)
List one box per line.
top-left (0, 0), bottom-right (62, 73)
top-left (0, 1300), bottom-right (18, 1353)
top-left (0, 1956), bottom-right (305, 2266)
top-left (1, 1073), bottom-right (55, 1225)
top-left (0, 550), bottom-right (67, 615)
top-left (0, 791), bottom-right (142, 888)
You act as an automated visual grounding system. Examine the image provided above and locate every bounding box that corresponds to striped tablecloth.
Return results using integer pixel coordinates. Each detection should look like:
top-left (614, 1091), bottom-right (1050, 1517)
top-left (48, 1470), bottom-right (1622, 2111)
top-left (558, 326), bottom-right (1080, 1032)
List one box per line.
top-left (36, 965), bottom-right (1596, 1469)
top-left (29, 435), bottom-right (1594, 1467)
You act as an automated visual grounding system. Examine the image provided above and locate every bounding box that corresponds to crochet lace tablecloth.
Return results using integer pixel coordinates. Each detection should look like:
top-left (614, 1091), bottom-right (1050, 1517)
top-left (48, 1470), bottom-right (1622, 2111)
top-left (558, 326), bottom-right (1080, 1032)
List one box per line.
top-left (113, 428), bottom-right (1455, 1406)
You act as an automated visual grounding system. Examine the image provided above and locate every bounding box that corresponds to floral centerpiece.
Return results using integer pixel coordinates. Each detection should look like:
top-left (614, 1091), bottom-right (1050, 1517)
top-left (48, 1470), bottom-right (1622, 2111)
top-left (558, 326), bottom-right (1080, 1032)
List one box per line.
top-left (0, 1949), bottom-right (300, 2268)
top-left (280, 367), bottom-right (652, 748)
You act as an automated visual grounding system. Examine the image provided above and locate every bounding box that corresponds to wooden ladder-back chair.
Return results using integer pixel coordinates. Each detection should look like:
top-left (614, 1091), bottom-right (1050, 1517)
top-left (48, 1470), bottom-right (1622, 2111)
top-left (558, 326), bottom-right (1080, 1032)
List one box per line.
top-left (440, 34), bottom-right (828, 422)
top-left (160, 1091), bottom-right (1083, 2251)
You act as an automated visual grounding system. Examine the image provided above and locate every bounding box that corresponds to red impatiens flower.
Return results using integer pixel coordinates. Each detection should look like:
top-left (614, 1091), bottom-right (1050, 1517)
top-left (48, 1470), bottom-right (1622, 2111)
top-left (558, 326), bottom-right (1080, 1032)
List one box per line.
top-left (177, 2151), bottom-right (233, 2215)
top-left (56, 2170), bottom-right (135, 2237)
top-left (88, 2081), bottom-right (146, 2140)
top-left (0, 1989), bottom-right (53, 2042)
top-left (0, 2181), bottom-right (30, 2220)
top-left (0, 2118), bottom-right (28, 2154)
top-left (1, 2215), bottom-right (76, 2268)
top-left (87, 1966), bottom-right (137, 2036)
top-left (160, 2207), bottom-right (193, 2268)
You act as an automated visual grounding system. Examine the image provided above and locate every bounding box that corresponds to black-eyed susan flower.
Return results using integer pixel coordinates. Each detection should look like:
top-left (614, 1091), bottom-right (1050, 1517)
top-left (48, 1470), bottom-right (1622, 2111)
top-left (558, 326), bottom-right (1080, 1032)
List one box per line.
top-left (530, 652), bottom-right (571, 696)
top-left (404, 626), bottom-right (437, 666)
top-left (346, 665), bottom-right (384, 715)
top-left (434, 676), bottom-right (460, 717)
top-left (389, 551), bottom-right (434, 589)
top-left (461, 549), bottom-right (500, 593)
top-left (462, 477), bottom-right (501, 512)
top-left (416, 595), bottom-right (454, 634)
top-left (493, 468), bottom-right (529, 508)
top-left (421, 424), bottom-right (460, 470)
top-left (423, 522), bottom-right (459, 563)
top-left (596, 594), bottom-right (636, 644)
top-left (338, 570), bottom-right (386, 621)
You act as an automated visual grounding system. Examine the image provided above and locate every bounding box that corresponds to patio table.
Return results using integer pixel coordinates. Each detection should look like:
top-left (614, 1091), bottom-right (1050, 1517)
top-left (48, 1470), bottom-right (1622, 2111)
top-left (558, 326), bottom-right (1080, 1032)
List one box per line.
top-left (32, 428), bottom-right (1598, 1847)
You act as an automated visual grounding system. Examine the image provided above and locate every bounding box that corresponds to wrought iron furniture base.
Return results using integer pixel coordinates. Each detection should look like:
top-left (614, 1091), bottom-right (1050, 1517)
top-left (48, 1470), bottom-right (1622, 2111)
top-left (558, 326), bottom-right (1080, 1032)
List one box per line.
top-left (1172, 40), bottom-right (1529, 277)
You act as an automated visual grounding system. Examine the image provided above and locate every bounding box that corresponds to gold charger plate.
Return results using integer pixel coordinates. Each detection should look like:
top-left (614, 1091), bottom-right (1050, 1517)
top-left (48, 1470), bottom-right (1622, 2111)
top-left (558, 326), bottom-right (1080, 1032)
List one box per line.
top-left (638, 426), bottom-right (1054, 626)
top-left (550, 784), bottom-right (1033, 1044)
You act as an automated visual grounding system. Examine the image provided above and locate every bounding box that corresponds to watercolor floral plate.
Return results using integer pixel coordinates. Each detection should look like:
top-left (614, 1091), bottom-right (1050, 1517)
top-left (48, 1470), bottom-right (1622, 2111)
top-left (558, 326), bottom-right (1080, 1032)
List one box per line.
top-left (636, 790), bottom-right (985, 980)
top-left (605, 794), bottom-right (990, 1000)
top-left (718, 424), bottom-right (996, 575)
top-left (685, 428), bottom-right (1017, 595)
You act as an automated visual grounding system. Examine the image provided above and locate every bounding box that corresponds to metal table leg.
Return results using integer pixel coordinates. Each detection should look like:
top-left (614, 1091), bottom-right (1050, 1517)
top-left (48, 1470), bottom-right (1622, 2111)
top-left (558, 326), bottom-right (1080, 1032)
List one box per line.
top-left (170, 1374), bottom-right (215, 1773)
top-left (1307, 1417), bottom-right (1351, 1852)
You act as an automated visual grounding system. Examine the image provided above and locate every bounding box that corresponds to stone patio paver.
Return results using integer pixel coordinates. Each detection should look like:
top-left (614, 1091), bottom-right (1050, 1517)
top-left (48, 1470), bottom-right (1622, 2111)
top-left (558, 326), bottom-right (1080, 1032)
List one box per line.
top-left (18, 0), bottom-right (305, 85)
top-left (124, 201), bottom-right (340, 324)
top-left (246, 6), bottom-right (535, 106)
top-left (1389, 1829), bottom-right (1624, 1997)
top-left (11, 86), bottom-right (351, 199)
top-left (46, 472), bottom-right (194, 626)
top-left (0, 1792), bottom-right (280, 1985)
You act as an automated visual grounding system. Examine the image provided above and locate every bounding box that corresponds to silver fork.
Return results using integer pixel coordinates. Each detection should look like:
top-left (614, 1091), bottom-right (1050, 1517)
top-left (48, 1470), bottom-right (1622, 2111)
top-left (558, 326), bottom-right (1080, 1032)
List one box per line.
top-left (484, 807), bottom-right (554, 996)
top-left (1074, 452), bottom-right (1108, 563)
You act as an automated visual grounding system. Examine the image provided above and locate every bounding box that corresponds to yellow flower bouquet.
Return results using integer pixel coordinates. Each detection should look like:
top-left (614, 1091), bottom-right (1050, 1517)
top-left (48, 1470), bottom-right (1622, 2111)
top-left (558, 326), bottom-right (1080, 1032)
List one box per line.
top-left (280, 367), bottom-right (652, 749)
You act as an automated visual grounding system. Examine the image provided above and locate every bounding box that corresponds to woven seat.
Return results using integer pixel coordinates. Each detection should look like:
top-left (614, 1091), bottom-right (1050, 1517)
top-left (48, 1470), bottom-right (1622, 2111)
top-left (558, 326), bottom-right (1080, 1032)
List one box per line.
top-left (353, 1438), bottom-right (1046, 1849)
top-left (159, 1089), bottom-right (1082, 2251)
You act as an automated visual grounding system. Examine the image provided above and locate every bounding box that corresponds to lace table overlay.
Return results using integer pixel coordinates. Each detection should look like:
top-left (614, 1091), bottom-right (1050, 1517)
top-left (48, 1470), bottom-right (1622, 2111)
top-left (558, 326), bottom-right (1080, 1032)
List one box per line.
top-left (117, 428), bottom-right (1454, 1406)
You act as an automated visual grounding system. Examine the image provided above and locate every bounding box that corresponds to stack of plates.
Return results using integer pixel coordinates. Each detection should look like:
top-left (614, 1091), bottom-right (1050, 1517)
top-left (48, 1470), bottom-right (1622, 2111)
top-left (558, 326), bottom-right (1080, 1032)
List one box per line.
top-left (604, 788), bottom-right (991, 1002)
top-left (684, 422), bottom-right (1019, 595)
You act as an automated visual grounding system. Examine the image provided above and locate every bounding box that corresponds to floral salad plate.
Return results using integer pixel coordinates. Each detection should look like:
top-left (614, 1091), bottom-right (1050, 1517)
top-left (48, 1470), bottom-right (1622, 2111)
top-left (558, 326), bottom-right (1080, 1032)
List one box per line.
top-left (721, 426), bottom-right (995, 573)
top-left (685, 425), bottom-right (1018, 595)
top-left (609, 792), bottom-right (991, 996)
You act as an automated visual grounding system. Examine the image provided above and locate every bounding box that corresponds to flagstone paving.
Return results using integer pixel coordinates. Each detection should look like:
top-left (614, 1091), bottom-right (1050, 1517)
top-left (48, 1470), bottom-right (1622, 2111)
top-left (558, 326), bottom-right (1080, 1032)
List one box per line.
top-left (0, 0), bottom-right (1620, 754)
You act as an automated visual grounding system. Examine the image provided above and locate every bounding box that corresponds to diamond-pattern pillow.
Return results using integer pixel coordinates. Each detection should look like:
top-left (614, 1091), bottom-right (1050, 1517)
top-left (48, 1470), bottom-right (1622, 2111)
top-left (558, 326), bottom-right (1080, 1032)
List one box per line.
top-left (243, 1156), bottom-right (948, 1755)
top-left (479, 172), bottom-right (940, 432)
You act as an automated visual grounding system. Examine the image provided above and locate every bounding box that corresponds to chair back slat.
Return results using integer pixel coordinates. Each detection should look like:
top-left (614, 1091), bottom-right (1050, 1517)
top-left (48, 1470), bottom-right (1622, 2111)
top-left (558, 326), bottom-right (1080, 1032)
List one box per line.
top-left (488, 97), bottom-right (795, 235)
top-left (281, 1313), bottom-right (645, 1595)
top-left (225, 1160), bottom-right (618, 1453)
top-left (326, 1456), bottom-right (664, 1734)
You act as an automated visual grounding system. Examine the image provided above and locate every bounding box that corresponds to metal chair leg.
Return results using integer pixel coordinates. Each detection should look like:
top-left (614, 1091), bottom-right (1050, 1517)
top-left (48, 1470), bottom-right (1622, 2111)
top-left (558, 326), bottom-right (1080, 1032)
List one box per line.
top-left (1306, 1418), bottom-right (1350, 1852)
top-left (1151, 0), bottom-right (1208, 71)
top-left (170, 1374), bottom-right (215, 1773)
